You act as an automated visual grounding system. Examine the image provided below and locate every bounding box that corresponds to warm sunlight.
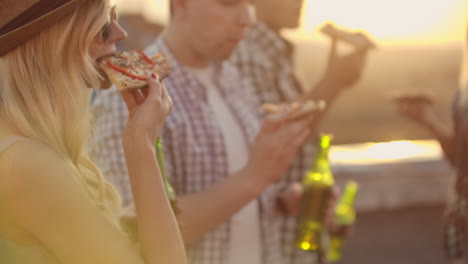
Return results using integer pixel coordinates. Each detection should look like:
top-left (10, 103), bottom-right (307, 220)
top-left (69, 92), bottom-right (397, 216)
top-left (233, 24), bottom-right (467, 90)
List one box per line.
top-left (116, 0), bottom-right (467, 46)
top-left (330, 140), bottom-right (443, 165)
top-left (295, 0), bottom-right (467, 45)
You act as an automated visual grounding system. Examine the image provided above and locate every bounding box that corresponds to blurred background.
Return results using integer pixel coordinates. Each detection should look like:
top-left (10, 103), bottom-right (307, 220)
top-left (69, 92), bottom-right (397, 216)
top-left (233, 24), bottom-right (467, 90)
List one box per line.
top-left (113, 0), bottom-right (468, 263)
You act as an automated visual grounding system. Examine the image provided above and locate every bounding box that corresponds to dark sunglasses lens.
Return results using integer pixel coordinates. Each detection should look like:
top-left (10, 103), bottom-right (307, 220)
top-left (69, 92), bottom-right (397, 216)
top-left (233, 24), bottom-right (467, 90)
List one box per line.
top-left (101, 6), bottom-right (117, 41)
top-left (101, 25), bottom-right (111, 41)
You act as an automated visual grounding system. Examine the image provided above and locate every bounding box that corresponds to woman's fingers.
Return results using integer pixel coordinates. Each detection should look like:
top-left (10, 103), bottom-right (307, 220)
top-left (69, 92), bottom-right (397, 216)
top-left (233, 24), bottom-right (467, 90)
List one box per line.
top-left (147, 74), bottom-right (163, 100)
top-left (130, 89), bottom-right (146, 105)
top-left (161, 83), bottom-right (173, 113)
top-left (121, 74), bottom-right (163, 113)
top-left (141, 86), bottom-right (150, 98)
top-left (121, 90), bottom-right (137, 111)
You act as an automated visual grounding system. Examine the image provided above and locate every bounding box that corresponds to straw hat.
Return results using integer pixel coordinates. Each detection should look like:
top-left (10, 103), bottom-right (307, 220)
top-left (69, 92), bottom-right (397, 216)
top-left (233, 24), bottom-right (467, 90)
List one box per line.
top-left (0, 0), bottom-right (88, 56)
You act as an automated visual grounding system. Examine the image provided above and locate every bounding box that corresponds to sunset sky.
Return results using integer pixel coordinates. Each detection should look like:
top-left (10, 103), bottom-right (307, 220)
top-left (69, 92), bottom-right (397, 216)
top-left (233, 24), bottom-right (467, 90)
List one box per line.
top-left (114, 0), bottom-right (467, 45)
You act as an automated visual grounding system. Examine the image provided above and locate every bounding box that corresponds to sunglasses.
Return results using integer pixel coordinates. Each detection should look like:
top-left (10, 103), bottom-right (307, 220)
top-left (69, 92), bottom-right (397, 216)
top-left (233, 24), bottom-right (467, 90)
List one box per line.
top-left (100, 5), bottom-right (117, 42)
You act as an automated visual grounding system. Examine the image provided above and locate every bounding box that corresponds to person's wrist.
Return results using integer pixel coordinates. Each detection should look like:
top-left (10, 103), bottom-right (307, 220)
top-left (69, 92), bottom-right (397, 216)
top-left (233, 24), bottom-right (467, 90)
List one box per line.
top-left (318, 76), bottom-right (344, 96)
top-left (122, 126), bottom-right (156, 151)
top-left (238, 166), bottom-right (270, 197)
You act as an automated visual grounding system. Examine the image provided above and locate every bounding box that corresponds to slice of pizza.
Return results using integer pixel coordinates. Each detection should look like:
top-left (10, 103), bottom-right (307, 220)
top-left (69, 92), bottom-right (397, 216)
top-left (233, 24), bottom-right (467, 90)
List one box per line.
top-left (262, 100), bottom-right (326, 120)
top-left (99, 50), bottom-right (171, 91)
top-left (320, 23), bottom-right (377, 51)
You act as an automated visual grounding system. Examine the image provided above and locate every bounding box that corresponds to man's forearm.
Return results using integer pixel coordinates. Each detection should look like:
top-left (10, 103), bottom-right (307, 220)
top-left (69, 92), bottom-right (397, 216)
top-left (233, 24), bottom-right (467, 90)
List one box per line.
top-left (423, 113), bottom-right (455, 162)
top-left (299, 78), bottom-right (343, 131)
top-left (176, 169), bottom-right (266, 244)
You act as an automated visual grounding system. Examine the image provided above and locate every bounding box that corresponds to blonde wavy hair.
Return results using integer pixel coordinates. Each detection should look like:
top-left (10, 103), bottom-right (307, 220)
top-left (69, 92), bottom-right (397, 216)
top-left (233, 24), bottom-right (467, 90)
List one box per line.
top-left (0, 0), bottom-right (122, 227)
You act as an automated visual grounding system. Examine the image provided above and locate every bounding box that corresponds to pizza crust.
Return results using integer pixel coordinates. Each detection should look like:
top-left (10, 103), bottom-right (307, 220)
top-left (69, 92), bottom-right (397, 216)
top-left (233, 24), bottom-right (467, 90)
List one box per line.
top-left (263, 100), bottom-right (326, 120)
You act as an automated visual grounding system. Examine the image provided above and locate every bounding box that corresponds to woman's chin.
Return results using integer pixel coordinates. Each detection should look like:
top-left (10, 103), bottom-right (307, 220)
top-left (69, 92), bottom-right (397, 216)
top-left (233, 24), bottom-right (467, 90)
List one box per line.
top-left (98, 78), bottom-right (113, 90)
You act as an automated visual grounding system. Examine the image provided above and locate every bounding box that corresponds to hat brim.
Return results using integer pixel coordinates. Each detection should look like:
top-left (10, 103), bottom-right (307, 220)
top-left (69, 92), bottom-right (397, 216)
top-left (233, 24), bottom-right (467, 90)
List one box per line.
top-left (0, 0), bottom-right (86, 56)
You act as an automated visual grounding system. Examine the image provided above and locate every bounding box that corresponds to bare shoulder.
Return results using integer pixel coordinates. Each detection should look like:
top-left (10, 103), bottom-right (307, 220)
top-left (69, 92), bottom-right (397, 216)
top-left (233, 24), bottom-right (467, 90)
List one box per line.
top-left (0, 140), bottom-right (73, 202)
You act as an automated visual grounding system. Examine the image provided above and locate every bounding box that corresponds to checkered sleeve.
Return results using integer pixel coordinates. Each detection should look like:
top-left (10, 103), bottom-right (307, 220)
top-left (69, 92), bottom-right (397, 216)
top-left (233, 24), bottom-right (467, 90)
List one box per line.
top-left (443, 192), bottom-right (466, 260)
top-left (233, 44), bottom-right (280, 105)
top-left (91, 88), bottom-right (133, 206)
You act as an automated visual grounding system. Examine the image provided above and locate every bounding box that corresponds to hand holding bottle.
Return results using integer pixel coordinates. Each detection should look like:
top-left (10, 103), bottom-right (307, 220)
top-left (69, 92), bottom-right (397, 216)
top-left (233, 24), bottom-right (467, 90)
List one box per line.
top-left (327, 181), bottom-right (359, 262)
top-left (295, 134), bottom-right (335, 251)
top-left (277, 182), bottom-right (338, 220)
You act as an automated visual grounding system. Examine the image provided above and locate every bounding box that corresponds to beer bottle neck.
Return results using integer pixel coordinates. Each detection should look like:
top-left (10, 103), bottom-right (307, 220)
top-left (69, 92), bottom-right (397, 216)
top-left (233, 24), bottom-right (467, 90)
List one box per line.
top-left (340, 184), bottom-right (358, 207)
top-left (156, 138), bottom-right (168, 179)
top-left (310, 138), bottom-right (331, 171)
top-left (311, 150), bottom-right (330, 169)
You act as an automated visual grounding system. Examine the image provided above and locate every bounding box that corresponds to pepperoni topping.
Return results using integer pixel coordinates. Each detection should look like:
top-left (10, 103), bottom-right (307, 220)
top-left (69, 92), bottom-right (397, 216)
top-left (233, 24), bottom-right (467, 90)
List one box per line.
top-left (137, 50), bottom-right (155, 65)
top-left (107, 60), bottom-right (147, 81)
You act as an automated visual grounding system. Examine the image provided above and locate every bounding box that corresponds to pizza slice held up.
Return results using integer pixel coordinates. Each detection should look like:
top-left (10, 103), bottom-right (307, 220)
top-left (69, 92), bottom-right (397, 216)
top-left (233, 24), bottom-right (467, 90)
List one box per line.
top-left (262, 100), bottom-right (326, 121)
top-left (320, 23), bottom-right (377, 51)
top-left (99, 50), bottom-right (171, 91)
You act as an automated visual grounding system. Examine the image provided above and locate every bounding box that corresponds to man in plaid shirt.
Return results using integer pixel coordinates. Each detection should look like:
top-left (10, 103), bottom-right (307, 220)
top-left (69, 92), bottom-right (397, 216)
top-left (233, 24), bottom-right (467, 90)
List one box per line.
top-left (230, 0), bottom-right (369, 263)
top-left (92, 0), bottom-right (322, 264)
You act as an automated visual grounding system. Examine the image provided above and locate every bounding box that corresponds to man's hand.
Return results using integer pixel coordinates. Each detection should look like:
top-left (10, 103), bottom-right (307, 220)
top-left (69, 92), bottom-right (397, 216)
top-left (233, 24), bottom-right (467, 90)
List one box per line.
top-left (391, 92), bottom-right (437, 126)
top-left (277, 182), bottom-right (303, 216)
top-left (327, 218), bottom-right (355, 240)
top-left (244, 114), bottom-right (314, 191)
top-left (276, 182), bottom-right (338, 221)
top-left (322, 38), bottom-right (368, 92)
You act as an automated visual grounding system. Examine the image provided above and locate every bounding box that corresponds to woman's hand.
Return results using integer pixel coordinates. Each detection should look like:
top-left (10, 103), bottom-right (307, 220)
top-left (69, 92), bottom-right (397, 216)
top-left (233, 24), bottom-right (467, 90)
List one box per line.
top-left (121, 74), bottom-right (173, 144)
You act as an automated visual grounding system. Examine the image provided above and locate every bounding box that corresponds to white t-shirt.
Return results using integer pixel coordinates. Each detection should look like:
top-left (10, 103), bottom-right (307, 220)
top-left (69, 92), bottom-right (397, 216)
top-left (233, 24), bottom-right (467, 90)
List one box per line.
top-left (188, 66), bottom-right (262, 264)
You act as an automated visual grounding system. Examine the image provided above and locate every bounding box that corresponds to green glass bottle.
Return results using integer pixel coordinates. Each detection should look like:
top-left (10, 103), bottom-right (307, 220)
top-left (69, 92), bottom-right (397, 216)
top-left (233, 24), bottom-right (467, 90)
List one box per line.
top-left (327, 181), bottom-right (358, 262)
top-left (295, 134), bottom-right (335, 251)
top-left (156, 137), bottom-right (179, 214)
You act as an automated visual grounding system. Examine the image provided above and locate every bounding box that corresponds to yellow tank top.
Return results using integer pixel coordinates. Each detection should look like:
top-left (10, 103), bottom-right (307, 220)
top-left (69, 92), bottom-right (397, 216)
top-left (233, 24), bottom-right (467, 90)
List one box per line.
top-left (0, 137), bottom-right (61, 264)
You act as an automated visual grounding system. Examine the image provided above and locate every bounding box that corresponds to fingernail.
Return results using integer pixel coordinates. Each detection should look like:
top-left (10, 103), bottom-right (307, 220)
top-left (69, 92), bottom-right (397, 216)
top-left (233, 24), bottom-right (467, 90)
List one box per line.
top-left (151, 73), bottom-right (157, 79)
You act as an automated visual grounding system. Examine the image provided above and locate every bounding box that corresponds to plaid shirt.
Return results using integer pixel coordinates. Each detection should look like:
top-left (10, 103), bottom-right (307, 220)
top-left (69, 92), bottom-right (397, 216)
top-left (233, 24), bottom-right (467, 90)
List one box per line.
top-left (92, 37), bottom-right (289, 264)
top-left (230, 21), bottom-right (319, 264)
top-left (443, 89), bottom-right (468, 260)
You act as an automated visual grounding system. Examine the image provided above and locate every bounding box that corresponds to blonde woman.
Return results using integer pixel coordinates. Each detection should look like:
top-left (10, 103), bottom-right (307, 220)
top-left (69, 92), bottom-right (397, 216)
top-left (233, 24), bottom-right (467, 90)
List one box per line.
top-left (0, 0), bottom-right (186, 264)
top-left (393, 23), bottom-right (468, 264)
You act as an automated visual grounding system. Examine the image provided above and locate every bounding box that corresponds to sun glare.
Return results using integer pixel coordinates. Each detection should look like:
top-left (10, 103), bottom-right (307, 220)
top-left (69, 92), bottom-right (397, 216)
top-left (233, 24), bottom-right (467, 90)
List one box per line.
top-left (330, 140), bottom-right (443, 165)
top-left (294, 0), bottom-right (467, 45)
top-left (115, 0), bottom-right (467, 45)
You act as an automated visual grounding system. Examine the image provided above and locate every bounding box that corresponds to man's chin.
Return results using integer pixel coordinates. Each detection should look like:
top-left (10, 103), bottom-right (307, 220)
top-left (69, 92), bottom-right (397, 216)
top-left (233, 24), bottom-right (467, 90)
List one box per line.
top-left (218, 46), bottom-right (238, 61)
